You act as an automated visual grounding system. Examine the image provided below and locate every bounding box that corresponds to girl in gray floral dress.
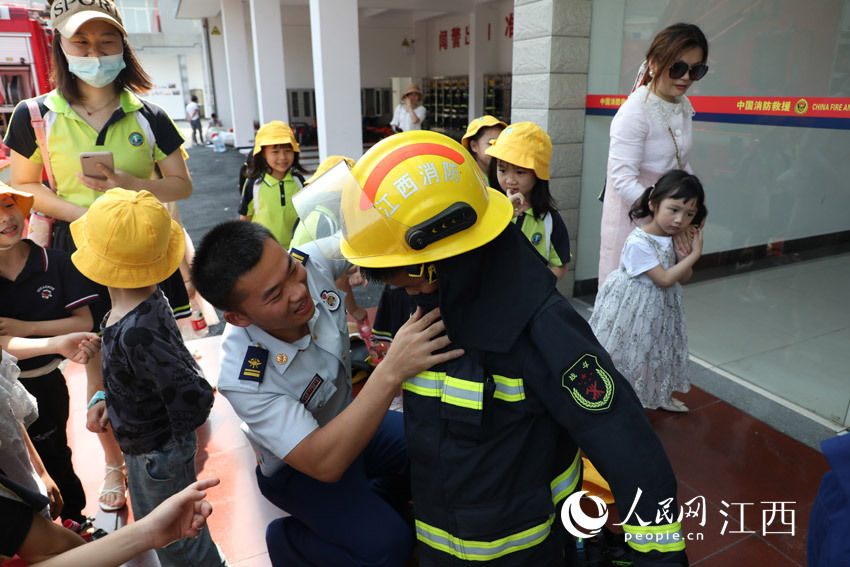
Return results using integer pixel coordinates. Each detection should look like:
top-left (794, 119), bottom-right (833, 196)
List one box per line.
top-left (590, 170), bottom-right (707, 412)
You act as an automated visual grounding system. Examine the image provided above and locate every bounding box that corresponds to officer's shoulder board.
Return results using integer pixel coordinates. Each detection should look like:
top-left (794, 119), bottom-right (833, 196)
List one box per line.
top-left (290, 248), bottom-right (309, 265)
top-left (240, 345), bottom-right (269, 383)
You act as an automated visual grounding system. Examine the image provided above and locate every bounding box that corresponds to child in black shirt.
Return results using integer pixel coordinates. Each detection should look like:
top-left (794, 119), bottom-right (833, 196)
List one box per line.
top-left (70, 188), bottom-right (228, 567)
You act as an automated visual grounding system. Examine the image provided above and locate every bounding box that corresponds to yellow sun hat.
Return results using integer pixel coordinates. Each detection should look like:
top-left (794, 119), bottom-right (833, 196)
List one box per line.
top-left (0, 181), bottom-right (34, 218)
top-left (485, 121), bottom-right (552, 180)
top-left (461, 115), bottom-right (507, 149)
top-left (253, 121), bottom-right (301, 155)
top-left (70, 189), bottom-right (184, 288)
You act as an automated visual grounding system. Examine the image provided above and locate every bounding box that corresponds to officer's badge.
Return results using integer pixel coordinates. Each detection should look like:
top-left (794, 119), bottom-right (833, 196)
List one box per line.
top-left (320, 290), bottom-right (341, 311)
top-left (531, 232), bottom-right (543, 245)
top-left (128, 132), bottom-right (144, 147)
top-left (290, 248), bottom-right (309, 265)
top-left (240, 345), bottom-right (268, 383)
top-left (561, 354), bottom-right (614, 412)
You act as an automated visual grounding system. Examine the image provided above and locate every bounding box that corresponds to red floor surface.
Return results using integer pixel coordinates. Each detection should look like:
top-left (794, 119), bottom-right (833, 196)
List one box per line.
top-left (53, 335), bottom-right (827, 567)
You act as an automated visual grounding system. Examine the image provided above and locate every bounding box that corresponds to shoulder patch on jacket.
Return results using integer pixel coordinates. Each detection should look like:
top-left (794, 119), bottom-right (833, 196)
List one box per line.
top-left (561, 353), bottom-right (614, 412)
top-left (290, 248), bottom-right (309, 265)
top-left (240, 345), bottom-right (268, 383)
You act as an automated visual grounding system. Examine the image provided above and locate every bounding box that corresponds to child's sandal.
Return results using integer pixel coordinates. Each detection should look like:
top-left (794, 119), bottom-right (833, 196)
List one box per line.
top-left (99, 464), bottom-right (127, 512)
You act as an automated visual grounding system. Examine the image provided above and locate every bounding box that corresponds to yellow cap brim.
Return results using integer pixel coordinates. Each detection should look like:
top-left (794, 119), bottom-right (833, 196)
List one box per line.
top-left (341, 187), bottom-right (513, 268)
top-left (485, 144), bottom-right (550, 180)
top-left (0, 186), bottom-right (34, 218)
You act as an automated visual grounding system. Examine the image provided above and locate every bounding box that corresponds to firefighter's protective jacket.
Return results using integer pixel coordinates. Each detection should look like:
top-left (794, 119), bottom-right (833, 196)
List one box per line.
top-left (374, 225), bottom-right (689, 566)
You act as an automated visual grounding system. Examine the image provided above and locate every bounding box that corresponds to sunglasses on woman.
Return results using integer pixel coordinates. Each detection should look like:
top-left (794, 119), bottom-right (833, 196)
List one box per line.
top-left (669, 61), bottom-right (709, 81)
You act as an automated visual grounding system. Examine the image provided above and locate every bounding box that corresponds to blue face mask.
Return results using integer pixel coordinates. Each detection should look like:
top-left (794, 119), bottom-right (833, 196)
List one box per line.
top-left (63, 51), bottom-right (126, 88)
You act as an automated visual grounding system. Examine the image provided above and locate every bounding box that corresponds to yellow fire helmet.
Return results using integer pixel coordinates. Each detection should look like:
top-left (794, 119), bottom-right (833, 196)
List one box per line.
top-left (293, 131), bottom-right (513, 268)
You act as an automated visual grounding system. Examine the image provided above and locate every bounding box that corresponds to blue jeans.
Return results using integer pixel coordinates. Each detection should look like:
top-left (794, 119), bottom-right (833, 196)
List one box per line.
top-left (258, 411), bottom-right (412, 567)
top-left (124, 432), bottom-right (228, 567)
top-left (191, 118), bottom-right (204, 144)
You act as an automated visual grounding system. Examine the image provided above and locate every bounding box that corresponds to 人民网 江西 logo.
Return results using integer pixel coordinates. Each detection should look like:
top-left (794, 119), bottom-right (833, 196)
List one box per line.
top-left (561, 490), bottom-right (609, 539)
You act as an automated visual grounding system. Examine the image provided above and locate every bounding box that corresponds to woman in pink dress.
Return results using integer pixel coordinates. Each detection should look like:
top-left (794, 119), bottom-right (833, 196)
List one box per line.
top-left (599, 23), bottom-right (709, 285)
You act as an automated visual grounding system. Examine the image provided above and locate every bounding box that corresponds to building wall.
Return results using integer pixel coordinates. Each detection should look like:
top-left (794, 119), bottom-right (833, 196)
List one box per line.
top-left (425, 1), bottom-right (514, 78)
top-left (277, 6), bottom-right (418, 90)
top-left (207, 14), bottom-right (234, 129)
top-left (135, 53), bottom-right (184, 117)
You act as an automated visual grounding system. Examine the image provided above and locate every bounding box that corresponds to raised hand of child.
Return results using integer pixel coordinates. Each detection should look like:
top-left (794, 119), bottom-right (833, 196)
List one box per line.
top-left (673, 226), bottom-right (696, 259)
top-left (346, 266), bottom-right (366, 288)
top-left (508, 192), bottom-right (529, 218)
top-left (690, 227), bottom-right (704, 259)
top-left (54, 332), bottom-right (101, 364)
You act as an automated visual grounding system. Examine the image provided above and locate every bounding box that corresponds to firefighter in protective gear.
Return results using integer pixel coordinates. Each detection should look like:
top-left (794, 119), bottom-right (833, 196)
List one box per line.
top-left (301, 131), bottom-right (689, 566)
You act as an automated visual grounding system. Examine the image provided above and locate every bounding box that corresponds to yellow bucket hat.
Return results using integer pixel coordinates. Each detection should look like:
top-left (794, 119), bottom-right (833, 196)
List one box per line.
top-left (70, 189), bottom-right (185, 288)
top-left (461, 115), bottom-right (507, 149)
top-left (305, 155), bottom-right (355, 185)
top-left (0, 182), bottom-right (34, 217)
top-left (485, 122), bottom-right (552, 180)
top-left (253, 121), bottom-right (301, 155)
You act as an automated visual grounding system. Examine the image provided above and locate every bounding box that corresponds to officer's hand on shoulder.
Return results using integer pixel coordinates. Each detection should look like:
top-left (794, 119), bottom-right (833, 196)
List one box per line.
top-left (379, 307), bottom-right (463, 385)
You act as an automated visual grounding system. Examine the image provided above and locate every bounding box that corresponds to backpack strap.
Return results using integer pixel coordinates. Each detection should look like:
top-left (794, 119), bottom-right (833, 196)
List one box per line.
top-left (25, 99), bottom-right (56, 193)
top-left (543, 211), bottom-right (553, 257)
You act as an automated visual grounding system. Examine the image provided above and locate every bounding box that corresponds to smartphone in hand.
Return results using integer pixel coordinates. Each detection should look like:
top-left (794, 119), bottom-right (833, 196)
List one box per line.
top-left (80, 151), bottom-right (115, 180)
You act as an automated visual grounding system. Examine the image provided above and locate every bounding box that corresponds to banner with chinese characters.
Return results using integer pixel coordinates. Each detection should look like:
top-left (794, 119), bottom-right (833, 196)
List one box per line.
top-left (586, 95), bottom-right (850, 130)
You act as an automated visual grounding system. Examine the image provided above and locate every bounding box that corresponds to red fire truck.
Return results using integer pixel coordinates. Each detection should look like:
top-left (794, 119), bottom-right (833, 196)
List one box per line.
top-left (0, 4), bottom-right (52, 139)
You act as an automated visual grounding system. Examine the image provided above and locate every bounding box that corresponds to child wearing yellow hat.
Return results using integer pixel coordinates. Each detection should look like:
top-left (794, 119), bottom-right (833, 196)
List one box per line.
top-left (461, 115), bottom-right (506, 181)
top-left (70, 189), bottom-right (229, 567)
top-left (485, 122), bottom-right (571, 280)
top-left (238, 121), bottom-right (307, 249)
top-left (0, 182), bottom-right (103, 524)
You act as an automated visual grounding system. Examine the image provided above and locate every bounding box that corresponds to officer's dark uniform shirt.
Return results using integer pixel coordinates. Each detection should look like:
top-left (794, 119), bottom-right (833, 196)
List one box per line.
top-left (373, 225), bottom-right (687, 567)
top-left (0, 240), bottom-right (99, 371)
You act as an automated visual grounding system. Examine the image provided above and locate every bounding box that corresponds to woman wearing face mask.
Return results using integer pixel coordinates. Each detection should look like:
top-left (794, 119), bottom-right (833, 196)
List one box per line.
top-left (5, 0), bottom-right (192, 235)
top-left (3, 0), bottom-right (192, 515)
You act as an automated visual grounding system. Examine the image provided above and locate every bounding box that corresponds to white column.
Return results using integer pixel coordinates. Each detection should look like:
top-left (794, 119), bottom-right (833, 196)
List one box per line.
top-left (250, 0), bottom-right (289, 124)
top-left (309, 0), bottom-right (363, 161)
top-left (221, 0), bottom-right (255, 147)
top-left (511, 0), bottom-right (592, 296)
top-left (467, 7), bottom-right (487, 121)
top-left (412, 20), bottom-right (428, 80)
